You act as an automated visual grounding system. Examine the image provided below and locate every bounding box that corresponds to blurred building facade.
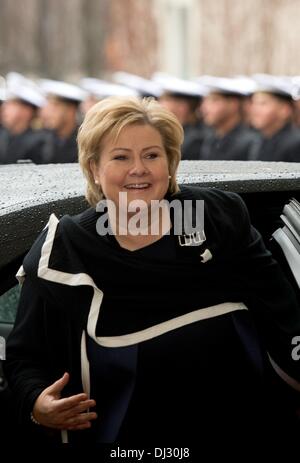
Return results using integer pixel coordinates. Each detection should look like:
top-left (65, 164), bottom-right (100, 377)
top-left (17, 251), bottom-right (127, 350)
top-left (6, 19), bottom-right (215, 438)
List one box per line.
top-left (155, 0), bottom-right (300, 77)
top-left (0, 0), bottom-right (300, 80)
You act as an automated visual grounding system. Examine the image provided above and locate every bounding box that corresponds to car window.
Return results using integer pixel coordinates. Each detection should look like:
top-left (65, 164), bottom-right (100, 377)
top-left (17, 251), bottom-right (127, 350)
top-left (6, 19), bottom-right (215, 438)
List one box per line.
top-left (0, 286), bottom-right (20, 324)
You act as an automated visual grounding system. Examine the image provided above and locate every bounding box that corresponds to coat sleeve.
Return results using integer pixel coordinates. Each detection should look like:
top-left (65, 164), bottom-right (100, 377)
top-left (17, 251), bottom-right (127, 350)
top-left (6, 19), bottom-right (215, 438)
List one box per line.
top-left (4, 275), bottom-right (53, 426)
top-left (229, 193), bottom-right (300, 386)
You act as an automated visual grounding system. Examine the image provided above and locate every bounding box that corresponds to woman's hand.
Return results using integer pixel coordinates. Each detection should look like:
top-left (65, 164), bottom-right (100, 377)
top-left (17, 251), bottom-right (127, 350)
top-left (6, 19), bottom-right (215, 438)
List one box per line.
top-left (32, 372), bottom-right (97, 430)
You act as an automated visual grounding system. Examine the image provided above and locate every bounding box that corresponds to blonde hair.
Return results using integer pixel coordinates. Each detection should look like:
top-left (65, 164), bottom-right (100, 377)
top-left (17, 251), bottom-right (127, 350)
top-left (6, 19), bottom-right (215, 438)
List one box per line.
top-left (78, 96), bottom-right (184, 207)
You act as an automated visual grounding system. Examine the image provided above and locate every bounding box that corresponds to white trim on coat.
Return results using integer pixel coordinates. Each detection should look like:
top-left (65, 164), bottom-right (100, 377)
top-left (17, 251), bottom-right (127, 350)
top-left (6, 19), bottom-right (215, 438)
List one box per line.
top-left (36, 214), bottom-right (249, 346)
top-left (17, 213), bottom-right (300, 442)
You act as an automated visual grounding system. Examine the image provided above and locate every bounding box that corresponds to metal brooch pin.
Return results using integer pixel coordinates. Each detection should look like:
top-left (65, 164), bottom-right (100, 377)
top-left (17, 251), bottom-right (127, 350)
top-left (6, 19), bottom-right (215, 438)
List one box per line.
top-left (200, 248), bottom-right (213, 263)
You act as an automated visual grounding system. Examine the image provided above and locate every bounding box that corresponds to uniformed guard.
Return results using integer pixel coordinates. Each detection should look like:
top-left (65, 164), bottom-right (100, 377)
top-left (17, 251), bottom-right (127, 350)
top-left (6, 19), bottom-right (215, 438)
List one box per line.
top-left (0, 73), bottom-right (46, 164)
top-left (249, 74), bottom-right (300, 162)
top-left (292, 76), bottom-right (300, 128)
top-left (197, 76), bottom-right (259, 161)
top-left (38, 79), bottom-right (87, 163)
top-left (152, 72), bottom-right (206, 160)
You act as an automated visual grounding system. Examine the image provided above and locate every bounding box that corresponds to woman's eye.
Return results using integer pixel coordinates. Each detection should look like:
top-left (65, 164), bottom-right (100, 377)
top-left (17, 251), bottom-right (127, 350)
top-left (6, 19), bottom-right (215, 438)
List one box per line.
top-left (145, 153), bottom-right (158, 159)
top-left (113, 155), bottom-right (127, 161)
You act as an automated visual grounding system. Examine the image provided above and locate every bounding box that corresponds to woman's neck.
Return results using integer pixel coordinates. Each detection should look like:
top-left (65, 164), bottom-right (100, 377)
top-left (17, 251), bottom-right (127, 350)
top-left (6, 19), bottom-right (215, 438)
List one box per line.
top-left (108, 202), bottom-right (171, 251)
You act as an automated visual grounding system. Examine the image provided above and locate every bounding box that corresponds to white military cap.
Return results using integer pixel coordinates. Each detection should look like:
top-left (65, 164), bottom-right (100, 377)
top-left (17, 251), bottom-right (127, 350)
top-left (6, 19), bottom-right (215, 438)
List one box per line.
top-left (291, 76), bottom-right (300, 100)
top-left (112, 72), bottom-right (162, 98)
top-left (6, 72), bottom-right (45, 108)
top-left (195, 75), bottom-right (251, 97)
top-left (251, 74), bottom-right (294, 99)
top-left (39, 79), bottom-right (87, 103)
top-left (232, 76), bottom-right (257, 96)
top-left (152, 72), bottom-right (206, 98)
top-left (6, 72), bottom-right (29, 87)
top-left (79, 77), bottom-right (138, 98)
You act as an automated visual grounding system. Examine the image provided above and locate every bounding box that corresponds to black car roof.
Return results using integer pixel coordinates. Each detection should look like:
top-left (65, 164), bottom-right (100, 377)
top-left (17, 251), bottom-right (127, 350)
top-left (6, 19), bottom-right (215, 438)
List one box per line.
top-left (0, 161), bottom-right (300, 285)
top-left (1, 161), bottom-right (300, 216)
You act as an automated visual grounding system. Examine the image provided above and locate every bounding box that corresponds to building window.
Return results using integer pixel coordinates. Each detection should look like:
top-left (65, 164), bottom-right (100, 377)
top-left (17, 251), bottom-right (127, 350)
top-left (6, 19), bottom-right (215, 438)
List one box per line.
top-left (155, 0), bottom-right (198, 78)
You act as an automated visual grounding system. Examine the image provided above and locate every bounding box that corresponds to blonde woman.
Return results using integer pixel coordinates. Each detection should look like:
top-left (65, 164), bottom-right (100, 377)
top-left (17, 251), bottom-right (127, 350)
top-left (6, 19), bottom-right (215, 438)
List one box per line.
top-left (5, 97), bottom-right (300, 448)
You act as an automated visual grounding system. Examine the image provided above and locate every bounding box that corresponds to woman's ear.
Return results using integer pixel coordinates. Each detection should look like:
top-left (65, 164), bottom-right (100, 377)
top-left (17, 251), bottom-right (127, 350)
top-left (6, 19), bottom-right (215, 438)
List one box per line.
top-left (89, 159), bottom-right (98, 183)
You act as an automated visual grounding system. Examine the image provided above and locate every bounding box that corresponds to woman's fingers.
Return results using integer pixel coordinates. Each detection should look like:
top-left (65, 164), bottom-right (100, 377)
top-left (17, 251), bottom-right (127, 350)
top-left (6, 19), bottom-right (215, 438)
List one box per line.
top-left (63, 399), bottom-right (96, 418)
top-left (43, 411), bottom-right (98, 430)
top-left (70, 411), bottom-right (98, 424)
top-left (62, 411), bottom-right (98, 430)
top-left (32, 373), bottom-right (98, 429)
top-left (55, 394), bottom-right (91, 412)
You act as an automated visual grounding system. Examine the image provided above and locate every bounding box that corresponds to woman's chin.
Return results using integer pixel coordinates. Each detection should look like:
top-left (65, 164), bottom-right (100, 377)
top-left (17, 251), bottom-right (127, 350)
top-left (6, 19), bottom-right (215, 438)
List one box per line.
top-left (124, 187), bottom-right (153, 201)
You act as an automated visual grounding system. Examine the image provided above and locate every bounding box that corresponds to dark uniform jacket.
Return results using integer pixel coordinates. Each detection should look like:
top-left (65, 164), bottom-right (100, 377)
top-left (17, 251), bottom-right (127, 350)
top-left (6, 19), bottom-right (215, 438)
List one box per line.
top-left (0, 127), bottom-right (45, 164)
top-left (249, 123), bottom-right (300, 162)
top-left (36, 127), bottom-right (79, 164)
top-left (5, 186), bottom-right (300, 446)
top-left (199, 123), bottom-right (260, 160)
top-left (181, 122), bottom-right (207, 160)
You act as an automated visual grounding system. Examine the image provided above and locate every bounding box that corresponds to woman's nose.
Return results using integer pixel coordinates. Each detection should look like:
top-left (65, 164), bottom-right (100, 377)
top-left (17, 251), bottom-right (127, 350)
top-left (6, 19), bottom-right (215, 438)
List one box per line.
top-left (129, 157), bottom-right (149, 175)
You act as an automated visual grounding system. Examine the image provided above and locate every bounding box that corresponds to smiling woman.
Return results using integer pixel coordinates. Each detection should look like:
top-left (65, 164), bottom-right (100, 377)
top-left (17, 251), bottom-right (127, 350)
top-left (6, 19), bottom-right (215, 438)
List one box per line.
top-left (90, 124), bottom-right (169, 207)
top-left (78, 97), bottom-right (182, 206)
top-left (4, 97), bottom-right (300, 448)
top-left (78, 97), bottom-right (183, 251)
top-left (89, 124), bottom-right (171, 250)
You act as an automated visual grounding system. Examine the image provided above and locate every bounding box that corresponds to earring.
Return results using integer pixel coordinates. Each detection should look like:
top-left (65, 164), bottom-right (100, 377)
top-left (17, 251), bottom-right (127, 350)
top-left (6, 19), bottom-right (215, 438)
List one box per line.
top-left (168, 175), bottom-right (171, 179)
top-left (95, 179), bottom-right (99, 185)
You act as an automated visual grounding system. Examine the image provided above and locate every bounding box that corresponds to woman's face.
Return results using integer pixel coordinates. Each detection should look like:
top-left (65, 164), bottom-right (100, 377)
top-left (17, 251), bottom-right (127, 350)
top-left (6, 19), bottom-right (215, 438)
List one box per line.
top-left (91, 123), bottom-right (170, 209)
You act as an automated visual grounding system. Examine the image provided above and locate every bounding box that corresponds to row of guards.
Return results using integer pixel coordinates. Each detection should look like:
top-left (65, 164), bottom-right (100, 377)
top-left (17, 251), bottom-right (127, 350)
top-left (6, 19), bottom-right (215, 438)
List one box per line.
top-left (0, 71), bottom-right (300, 165)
